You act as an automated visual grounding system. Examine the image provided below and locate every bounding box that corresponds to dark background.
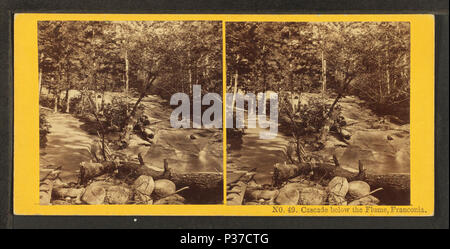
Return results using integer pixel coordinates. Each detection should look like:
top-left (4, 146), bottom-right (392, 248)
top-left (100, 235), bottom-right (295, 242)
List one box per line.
top-left (0, 0), bottom-right (448, 229)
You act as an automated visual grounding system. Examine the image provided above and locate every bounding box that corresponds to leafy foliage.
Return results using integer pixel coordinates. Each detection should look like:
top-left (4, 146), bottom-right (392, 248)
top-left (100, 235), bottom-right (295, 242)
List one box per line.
top-left (103, 96), bottom-right (143, 132)
top-left (39, 113), bottom-right (51, 148)
top-left (38, 21), bottom-right (223, 109)
top-left (279, 94), bottom-right (341, 136)
top-left (226, 22), bottom-right (410, 121)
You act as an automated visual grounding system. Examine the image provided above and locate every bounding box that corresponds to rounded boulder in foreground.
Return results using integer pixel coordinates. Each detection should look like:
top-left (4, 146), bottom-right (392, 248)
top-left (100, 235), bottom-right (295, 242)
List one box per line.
top-left (299, 187), bottom-right (327, 205)
top-left (348, 181), bottom-right (371, 198)
top-left (106, 186), bottom-right (132, 204)
top-left (154, 179), bottom-right (176, 197)
top-left (133, 175), bottom-right (155, 196)
top-left (327, 176), bottom-right (349, 197)
top-left (275, 187), bottom-right (299, 205)
top-left (82, 184), bottom-right (106, 205)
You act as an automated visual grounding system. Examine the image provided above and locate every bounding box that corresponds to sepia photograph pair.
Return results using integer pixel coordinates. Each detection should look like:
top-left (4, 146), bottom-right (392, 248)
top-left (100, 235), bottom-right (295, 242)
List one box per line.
top-left (38, 20), bottom-right (410, 206)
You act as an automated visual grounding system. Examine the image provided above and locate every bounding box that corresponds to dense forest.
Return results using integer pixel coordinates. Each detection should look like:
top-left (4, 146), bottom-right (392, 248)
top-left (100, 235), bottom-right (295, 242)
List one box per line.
top-left (39, 21), bottom-right (224, 205)
top-left (38, 21), bottom-right (222, 110)
top-left (226, 22), bottom-right (410, 121)
top-left (226, 22), bottom-right (411, 206)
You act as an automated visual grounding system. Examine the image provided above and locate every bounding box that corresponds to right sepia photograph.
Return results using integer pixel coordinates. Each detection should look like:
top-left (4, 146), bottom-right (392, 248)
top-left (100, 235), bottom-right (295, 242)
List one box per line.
top-left (226, 22), bottom-right (411, 206)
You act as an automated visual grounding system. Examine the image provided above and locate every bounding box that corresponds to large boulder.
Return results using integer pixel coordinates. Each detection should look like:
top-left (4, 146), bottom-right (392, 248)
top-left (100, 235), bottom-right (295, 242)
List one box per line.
top-left (82, 184), bottom-right (106, 205)
top-left (106, 186), bottom-right (132, 204)
top-left (328, 177), bottom-right (349, 197)
top-left (275, 187), bottom-right (299, 205)
top-left (133, 175), bottom-right (155, 196)
top-left (348, 181), bottom-right (371, 198)
top-left (153, 179), bottom-right (176, 198)
top-left (299, 187), bottom-right (328, 205)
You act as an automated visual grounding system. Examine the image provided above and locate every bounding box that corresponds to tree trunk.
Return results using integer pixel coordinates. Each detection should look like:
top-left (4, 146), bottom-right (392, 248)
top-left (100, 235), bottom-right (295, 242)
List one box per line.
top-left (38, 67), bottom-right (43, 98)
top-left (79, 161), bottom-right (116, 185)
top-left (319, 76), bottom-right (353, 142)
top-left (81, 158), bottom-right (223, 190)
top-left (125, 50), bottom-right (129, 94)
top-left (231, 69), bottom-right (239, 111)
top-left (227, 181), bottom-right (247, 205)
top-left (65, 89), bottom-right (70, 113)
top-left (273, 161), bottom-right (410, 192)
top-left (54, 93), bottom-right (59, 113)
top-left (188, 67), bottom-right (192, 96)
top-left (80, 90), bottom-right (86, 114)
top-left (289, 68), bottom-right (295, 112)
top-left (120, 75), bottom-right (157, 143)
top-left (385, 34), bottom-right (390, 96)
top-left (322, 51), bottom-right (327, 97)
top-left (386, 68), bottom-right (390, 96)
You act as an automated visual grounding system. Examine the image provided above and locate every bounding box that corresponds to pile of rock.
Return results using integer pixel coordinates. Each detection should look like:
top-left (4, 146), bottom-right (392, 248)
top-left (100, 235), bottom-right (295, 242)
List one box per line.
top-left (242, 176), bottom-right (380, 206)
top-left (47, 174), bottom-right (185, 205)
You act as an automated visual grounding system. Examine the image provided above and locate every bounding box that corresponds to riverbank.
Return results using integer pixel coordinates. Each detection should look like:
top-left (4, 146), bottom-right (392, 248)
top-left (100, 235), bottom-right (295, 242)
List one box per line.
top-left (39, 92), bottom-right (223, 205)
top-left (226, 93), bottom-right (410, 205)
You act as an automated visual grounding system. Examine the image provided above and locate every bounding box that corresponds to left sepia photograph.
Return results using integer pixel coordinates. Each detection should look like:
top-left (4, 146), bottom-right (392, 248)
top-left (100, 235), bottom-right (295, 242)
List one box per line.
top-left (38, 21), bottom-right (224, 205)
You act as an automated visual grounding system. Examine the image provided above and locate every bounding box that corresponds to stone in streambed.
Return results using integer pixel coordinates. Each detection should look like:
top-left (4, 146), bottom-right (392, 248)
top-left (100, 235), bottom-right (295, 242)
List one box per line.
top-left (275, 186), bottom-right (300, 205)
top-left (82, 184), bottom-right (106, 205)
top-left (348, 181), bottom-right (371, 198)
top-left (153, 179), bottom-right (176, 198)
top-left (298, 187), bottom-right (327, 205)
top-left (133, 175), bottom-right (155, 196)
top-left (106, 186), bottom-right (132, 204)
top-left (327, 177), bottom-right (349, 197)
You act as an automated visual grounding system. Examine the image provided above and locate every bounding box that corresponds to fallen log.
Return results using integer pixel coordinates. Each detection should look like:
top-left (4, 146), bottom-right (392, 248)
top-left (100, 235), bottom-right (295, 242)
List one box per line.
top-left (79, 161), bottom-right (116, 185)
top-left (272, 157), bottom-right (410, 192)
top-left (80, 156), bottom-right (223, 190)
top-left (170, 171), bottom-right (223, 189)
top-left (227, 181), bottom-right (247, 205)
top-left (124, 156), bottom-right (223, 189)
top-left (273, 163), bottom-right (303, 186)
